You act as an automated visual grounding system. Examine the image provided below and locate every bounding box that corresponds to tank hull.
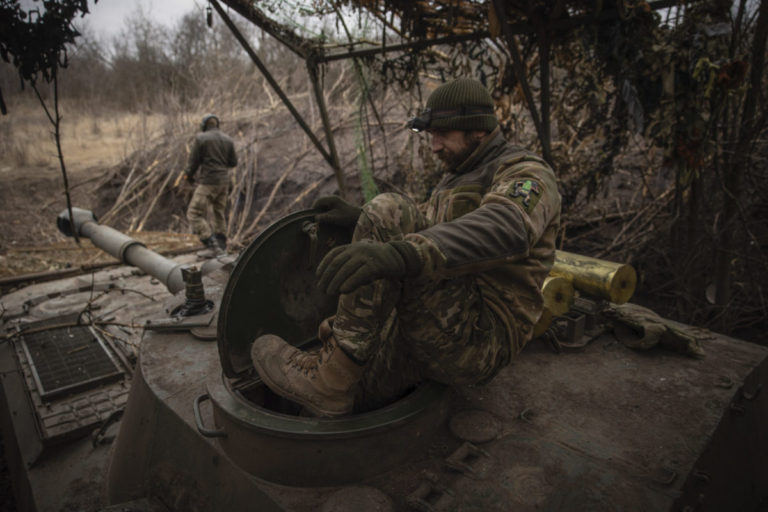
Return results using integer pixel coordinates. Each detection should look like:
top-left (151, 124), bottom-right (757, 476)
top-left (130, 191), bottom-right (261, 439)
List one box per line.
top-left (102, 316), bottom-right (768, 510)
top-left (2, 295), bottom-right (768, 510)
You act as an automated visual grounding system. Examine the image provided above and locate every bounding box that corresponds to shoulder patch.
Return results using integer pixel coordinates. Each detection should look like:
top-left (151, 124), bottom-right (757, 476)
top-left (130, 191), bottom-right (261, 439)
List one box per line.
top-left (507, 179), bottom-right (542, 212)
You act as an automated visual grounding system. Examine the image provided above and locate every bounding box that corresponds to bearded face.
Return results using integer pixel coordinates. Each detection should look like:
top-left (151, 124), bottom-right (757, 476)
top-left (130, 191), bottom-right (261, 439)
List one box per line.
top-left (429, 130), bottom-right (486, 170)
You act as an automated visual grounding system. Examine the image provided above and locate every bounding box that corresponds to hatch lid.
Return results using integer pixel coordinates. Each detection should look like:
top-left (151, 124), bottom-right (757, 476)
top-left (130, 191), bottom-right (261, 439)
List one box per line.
top-left (217, 210), bottom-right (352, 378)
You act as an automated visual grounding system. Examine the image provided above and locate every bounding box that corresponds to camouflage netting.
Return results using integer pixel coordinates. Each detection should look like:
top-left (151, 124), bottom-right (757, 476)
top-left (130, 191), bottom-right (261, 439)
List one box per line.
top-left (217, 0), bottom-right (768, 340)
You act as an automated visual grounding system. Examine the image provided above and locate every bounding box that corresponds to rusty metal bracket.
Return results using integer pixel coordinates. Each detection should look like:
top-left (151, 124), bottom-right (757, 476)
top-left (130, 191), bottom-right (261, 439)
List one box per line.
top-left (549, 311), bottom-right (592, 350)
top-left (566, 312), bottom-right (586, 344)
top-left (549, 297), bottom-right (610, 350)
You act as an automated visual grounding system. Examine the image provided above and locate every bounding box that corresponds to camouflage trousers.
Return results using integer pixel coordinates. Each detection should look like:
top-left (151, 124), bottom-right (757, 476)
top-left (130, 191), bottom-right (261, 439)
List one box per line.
top-left (187, 184), bottom-right (228, 240)
top-left (332, 193), bottom-right (511, 409)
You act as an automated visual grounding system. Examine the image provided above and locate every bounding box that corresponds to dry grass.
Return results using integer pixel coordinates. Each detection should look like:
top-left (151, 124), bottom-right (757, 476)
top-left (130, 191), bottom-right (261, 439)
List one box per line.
top-left (0, 102), bottom-right (169, 173)
top-left (0, 231), bottom-right (200, 279)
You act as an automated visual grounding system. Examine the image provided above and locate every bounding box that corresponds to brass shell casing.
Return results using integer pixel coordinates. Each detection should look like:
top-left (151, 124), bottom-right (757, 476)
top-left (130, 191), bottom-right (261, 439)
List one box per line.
top-left (541, 276), bottom-right (574, 316)
top-left (550, 250), bottom-right (637, 304)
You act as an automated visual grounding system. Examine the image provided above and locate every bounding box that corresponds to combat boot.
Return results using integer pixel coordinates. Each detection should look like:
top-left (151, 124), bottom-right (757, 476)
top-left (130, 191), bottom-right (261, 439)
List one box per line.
top-left (251, 329), bottom-right (363, 417)
top-left (213, 233), bottom-right (227, 253)
top-left (197, 235), bottom-right (224, 258)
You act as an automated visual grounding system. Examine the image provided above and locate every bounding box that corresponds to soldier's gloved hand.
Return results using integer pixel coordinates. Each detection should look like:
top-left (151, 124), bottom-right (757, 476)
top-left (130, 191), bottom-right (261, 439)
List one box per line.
top-left (316, 240), bottom-right (422, 295)
top-left (312, 195), bottom-right (361, 228)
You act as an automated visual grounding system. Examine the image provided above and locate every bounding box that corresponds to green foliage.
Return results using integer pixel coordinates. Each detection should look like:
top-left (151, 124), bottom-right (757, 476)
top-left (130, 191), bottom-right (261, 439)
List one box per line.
top-left (355, 115), bottom-right (379, 201)
top-left (353, 63), bottom-right (380, 202)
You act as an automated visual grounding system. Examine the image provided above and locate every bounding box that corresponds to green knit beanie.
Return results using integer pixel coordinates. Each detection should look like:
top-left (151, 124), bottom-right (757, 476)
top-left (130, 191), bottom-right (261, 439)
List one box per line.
top-left (425, 78), bottom-right (497, 131)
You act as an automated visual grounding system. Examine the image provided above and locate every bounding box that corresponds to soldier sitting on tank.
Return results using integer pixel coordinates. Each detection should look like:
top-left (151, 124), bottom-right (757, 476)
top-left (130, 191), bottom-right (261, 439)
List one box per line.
top-left (183, 114), bottom-right (238, 256)
top-left (251, 78), bottom-right (562, 417)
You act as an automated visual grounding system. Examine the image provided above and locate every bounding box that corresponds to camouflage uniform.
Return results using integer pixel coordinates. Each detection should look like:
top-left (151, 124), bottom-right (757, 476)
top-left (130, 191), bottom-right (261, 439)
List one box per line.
top-left (185, 127), bottom-right (237, 240)
top-left (334, 127), bottom-right (561, 405)
top-left (187, 185), bottom-right (228, 240)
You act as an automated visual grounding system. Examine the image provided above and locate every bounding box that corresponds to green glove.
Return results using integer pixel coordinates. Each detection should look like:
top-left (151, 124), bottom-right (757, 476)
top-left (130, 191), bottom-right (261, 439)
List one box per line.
top-left (312, 195), bottom-right (362, 227)
top-left (316, 240), bottom-right (422, 295)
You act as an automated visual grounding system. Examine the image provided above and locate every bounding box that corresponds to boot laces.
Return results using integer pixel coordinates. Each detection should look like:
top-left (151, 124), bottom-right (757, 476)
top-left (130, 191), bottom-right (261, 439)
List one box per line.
top-left (287, 343), bottom-right (334, 375)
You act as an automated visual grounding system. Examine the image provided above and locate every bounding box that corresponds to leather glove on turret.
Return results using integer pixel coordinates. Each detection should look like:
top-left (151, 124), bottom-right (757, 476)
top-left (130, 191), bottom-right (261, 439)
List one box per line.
top-left (313, 195), bottom-right (362, 228)
top-left (316, 240), bottom-right (422, 295)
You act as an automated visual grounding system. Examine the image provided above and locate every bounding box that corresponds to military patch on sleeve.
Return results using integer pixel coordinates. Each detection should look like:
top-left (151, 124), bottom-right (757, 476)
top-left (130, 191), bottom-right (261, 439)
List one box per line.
top-left (507, 179), bottom-right (542, 212)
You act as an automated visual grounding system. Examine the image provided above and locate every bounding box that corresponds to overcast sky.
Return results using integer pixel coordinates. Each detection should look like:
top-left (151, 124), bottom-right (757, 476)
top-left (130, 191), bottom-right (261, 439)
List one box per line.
top-left (83, 0), bottom-right (201, 39)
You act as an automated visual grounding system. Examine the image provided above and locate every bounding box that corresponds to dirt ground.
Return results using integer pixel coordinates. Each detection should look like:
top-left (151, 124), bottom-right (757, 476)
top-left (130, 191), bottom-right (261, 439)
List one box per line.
top-left (0, 109), bottom-right (201, 281)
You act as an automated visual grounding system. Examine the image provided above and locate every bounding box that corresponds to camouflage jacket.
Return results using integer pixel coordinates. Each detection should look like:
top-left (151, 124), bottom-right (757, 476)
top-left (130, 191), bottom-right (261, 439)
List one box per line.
top-left (185, 128), bottom-right (238, 185)
top-left (405, 127), bottom-right (561, 354)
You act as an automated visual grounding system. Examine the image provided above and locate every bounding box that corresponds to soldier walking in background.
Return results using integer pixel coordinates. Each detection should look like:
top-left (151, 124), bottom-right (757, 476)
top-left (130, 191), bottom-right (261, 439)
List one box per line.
top-left (251, 78), bottom-right (562, 416)
top-left (184, 114), bottom-right (238, 256)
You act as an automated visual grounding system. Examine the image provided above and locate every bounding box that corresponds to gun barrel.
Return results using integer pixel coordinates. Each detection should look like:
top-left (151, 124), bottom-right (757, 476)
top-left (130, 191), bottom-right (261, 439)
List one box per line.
top-left (57, 208), bottom-right (185, 294)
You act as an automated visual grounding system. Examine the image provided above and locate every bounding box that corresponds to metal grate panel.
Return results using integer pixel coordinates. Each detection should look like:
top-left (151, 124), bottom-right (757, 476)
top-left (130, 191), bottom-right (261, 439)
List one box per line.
top-left (20, 325), bottom-right (124, 400)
